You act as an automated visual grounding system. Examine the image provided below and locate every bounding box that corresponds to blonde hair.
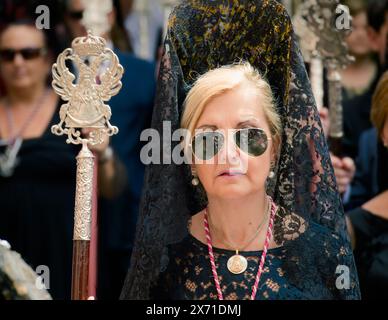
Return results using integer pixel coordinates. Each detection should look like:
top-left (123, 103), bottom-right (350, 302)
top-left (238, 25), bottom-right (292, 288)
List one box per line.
top-left (181, 62), bottom-right (282, 156)
top-left (371, 71), bottom-right (388, 138)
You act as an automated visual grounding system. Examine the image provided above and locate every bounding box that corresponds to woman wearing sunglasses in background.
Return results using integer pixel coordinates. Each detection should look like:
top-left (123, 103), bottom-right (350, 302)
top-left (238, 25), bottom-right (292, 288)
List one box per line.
top-left (0, 19), bottom-right (125, 299)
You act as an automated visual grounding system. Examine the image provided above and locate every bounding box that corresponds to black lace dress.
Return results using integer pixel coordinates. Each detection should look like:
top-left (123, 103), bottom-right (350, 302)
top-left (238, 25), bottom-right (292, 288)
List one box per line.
top-left (0, 101), bottom-right (78, 299)
top-left (151, 213), bottom-right (357, 300)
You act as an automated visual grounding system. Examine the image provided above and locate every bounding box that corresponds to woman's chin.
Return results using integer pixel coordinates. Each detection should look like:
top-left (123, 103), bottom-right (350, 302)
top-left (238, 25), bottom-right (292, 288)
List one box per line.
top-left (9, 80), bottom-right (33, 89)
top-left (211, 184), bottom-right (252, 200)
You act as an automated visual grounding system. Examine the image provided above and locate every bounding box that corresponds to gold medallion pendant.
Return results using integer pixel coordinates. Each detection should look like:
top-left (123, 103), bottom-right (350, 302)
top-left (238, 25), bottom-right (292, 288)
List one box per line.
top-left (227, 253), bottom-right (248, 274)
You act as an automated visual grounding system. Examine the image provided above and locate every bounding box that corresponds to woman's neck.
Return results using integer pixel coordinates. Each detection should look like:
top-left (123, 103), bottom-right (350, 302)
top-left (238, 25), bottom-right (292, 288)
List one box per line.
top-left (351, 54), bottom-right (372, 66)
top-left (207, 192), bottom-right (268, 249)
top-left (341, 55), bottom-right (377, 90)
top-left (6, 83), bottom-right (47, 108)
top-left (350, 55), bottom-right (377, 72)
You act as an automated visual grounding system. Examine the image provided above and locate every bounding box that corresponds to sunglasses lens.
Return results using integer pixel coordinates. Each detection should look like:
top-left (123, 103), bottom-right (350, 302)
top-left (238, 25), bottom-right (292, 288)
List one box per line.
top-left (20, 48), bottom-right (44, 60)
top-left (0, 48), bottom-right (45, 62)
top-left (0, 49), bottom-right (15, 62)
top-left (192, 131), bottom-right (224, 160)
top-left (234, 128), bottom-right (268, 156)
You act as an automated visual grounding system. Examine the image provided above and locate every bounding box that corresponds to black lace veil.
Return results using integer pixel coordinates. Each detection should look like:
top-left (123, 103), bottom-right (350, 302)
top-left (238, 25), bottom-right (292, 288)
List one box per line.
top-left (121, 0), bottom-right (360, 300)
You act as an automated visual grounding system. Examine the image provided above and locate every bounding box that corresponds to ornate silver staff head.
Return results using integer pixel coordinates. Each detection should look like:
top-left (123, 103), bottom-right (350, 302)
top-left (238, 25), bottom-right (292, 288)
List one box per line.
top-left (51, 31), bottom-right (123, 146)
top-left (293, 0), bottom-right (320, 62)
top-left (304, 0), bottom-right (354, 69)
top-left (295, 0), bottom-right (355, 141)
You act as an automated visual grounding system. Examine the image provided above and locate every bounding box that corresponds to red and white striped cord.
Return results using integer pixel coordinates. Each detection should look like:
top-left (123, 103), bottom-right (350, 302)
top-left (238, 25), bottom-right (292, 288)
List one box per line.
top-left (204, 211), bottom-right (224, 300)
top-left (250, 198), bottom-right (276, 299)
top-left (204, 196), bottom-right (277, 300)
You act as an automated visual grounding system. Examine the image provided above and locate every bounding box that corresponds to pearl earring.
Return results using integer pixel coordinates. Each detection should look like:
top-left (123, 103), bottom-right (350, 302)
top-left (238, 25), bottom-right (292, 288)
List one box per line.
top-left (268, 161), bottom-right (276, 179)
top-left (192, 176), bottom-right (199, 186)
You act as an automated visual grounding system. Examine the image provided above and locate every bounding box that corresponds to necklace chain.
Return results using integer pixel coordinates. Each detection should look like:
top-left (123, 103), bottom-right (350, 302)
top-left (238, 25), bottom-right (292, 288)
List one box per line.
top-left (0, 89), bottom-right (49, 177)
top-left (4, 89), bottom-right (49, 143)
top-left (204, 196), bottom-right (277, 300)
top-left (207, 197), bottom-right (270, 252)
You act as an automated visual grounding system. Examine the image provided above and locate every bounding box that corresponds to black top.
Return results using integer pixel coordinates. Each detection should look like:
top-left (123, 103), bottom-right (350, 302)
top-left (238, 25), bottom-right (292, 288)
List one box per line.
top-left (150, 221), bottom-right (359, 300)
top-left (0, 101), bottom-right (78, 299)
top-left (342, 70), bottom-right (380, 159)
top-left (347, 207), bottom-right (388, 300)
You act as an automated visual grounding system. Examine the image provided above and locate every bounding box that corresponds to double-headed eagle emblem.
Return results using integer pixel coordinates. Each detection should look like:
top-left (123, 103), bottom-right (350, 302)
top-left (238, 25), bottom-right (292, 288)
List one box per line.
top-left (51, 31), bottom-right (123, 145)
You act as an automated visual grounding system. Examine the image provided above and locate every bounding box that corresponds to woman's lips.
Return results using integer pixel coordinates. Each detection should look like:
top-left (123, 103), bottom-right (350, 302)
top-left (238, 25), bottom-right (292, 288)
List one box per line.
top-left (218, 170), bottom-right (245, 177)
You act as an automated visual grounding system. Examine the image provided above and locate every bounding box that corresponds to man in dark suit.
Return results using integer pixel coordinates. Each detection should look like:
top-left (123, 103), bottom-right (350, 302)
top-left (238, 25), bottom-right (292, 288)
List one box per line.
top-left (64, 0), bottom-right (156, 299)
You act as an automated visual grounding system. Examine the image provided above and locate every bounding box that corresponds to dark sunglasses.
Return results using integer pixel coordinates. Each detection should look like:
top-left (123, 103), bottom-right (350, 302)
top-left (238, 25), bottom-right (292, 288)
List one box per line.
top-left (0, 48), bottom-right (47, 62)
top-left (191, 128), bottom-right (270, 160)
top-left (67, 10), bottom-right (84, 20)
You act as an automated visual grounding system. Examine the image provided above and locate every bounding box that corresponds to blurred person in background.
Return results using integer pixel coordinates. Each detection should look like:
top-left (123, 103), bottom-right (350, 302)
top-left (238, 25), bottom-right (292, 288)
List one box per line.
top-left (346, 70), bottom-right (388, 299)
top-left (340, 0), bottom-right (386, 160)
top-left (341, 0), bottom-right (379, 103)
top-left (316, 0), bottom-right (388, 299)
top-left (120, 0), bottom-right (164, 61)
top-left (63, 0), bottom-right (132, 53)
top-left (0, 0), bottom-right (66, 96)
top-left (321, 0), bottom-right (388, 208)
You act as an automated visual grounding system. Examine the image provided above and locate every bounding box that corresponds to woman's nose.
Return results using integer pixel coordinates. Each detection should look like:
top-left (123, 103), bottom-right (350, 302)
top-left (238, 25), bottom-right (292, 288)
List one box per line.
top-left (13, 53), bottom-right (25, 65)
top-left (217, 131), bottom-right (239, 165)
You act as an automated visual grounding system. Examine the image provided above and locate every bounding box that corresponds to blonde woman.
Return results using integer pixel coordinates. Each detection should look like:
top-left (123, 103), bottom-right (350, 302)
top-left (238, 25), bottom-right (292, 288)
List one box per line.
top-left (140, 63), bottom-right (355, 300)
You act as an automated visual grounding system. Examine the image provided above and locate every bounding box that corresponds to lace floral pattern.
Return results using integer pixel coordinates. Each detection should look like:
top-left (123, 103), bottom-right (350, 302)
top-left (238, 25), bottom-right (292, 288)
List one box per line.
top-left (150, 213), bottom-right (358, 300)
